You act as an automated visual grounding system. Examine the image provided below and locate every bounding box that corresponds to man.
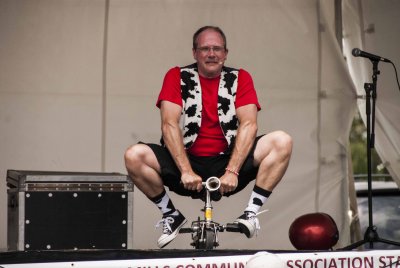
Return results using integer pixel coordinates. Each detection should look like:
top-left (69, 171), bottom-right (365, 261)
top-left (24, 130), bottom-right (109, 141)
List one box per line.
top-left (124, 26), bottom-right (292, 248)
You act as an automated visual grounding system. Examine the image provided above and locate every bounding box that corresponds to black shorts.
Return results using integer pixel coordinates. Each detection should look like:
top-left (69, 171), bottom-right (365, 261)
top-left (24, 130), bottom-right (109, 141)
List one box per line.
top-left (142, 135), bottom-right (264, 199)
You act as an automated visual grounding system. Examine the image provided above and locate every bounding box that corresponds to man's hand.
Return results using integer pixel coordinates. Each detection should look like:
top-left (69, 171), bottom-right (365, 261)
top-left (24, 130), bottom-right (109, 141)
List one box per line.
top-left (181, 172), bottom-right (203, 192)
top-left (219, 172), bottom-right (238, 195)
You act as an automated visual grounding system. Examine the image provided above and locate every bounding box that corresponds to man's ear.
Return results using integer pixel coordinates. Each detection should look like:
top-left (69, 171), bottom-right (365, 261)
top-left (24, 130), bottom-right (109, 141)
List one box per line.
top-left (192, 48), bottom-right (196, 59)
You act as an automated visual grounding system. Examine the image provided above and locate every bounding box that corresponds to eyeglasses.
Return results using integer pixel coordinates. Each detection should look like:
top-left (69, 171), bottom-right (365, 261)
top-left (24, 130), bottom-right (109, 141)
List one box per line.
top-left (196, 46), bottom-right (225, 54)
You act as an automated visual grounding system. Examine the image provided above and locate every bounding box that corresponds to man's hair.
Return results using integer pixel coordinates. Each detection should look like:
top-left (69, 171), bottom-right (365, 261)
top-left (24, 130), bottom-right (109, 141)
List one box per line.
top-left (192, 26), bottom-right (227, 50)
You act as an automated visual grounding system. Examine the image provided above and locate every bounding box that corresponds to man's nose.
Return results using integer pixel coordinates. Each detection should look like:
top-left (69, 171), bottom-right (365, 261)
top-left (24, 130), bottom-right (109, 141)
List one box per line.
top-left (207, 49), bottom-right (216, 56)
top-left (207, 52), bottom-right (216, 58)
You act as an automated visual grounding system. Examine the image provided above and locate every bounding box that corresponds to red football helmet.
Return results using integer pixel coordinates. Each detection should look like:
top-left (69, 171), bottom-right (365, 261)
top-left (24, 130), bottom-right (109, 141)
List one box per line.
top-left (289, 212), bottom-right (339, 250)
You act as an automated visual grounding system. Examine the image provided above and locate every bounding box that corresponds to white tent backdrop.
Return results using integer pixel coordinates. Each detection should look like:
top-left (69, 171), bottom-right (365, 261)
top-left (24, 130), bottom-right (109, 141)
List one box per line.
top-left (0, 0), bottom-right (399, 250)
top-left (343, 0), bottom-right (400, 185)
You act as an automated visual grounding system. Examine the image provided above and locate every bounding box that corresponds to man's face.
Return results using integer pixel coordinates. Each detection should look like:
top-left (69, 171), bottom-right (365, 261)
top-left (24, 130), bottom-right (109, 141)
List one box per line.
top-left (192, 29), bottom-right (228, 78)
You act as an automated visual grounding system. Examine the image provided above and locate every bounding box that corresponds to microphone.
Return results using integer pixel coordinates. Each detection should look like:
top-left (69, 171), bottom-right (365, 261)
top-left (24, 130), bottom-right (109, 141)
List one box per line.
top-left (352, 48), bottom-right (391, 63)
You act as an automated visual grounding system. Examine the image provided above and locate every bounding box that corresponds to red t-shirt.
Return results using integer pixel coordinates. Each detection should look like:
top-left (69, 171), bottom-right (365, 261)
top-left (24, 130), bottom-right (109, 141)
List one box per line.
top-left (157, 66), bottom-right (261, 156)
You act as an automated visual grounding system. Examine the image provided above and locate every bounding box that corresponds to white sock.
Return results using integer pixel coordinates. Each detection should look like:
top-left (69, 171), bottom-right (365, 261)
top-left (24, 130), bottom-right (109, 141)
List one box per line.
top-left (244, 185), bottom-right (271, 214)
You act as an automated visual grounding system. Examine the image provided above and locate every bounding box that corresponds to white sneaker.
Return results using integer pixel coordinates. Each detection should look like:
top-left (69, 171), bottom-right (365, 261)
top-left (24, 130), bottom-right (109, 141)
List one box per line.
top-left (234, 211), bottom-right (260, 238)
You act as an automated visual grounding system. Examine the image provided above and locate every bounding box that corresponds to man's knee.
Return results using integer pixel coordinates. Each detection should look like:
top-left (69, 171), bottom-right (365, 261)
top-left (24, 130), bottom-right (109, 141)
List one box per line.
top-left (124, 144), bottom-right (149, 166)
top-left (273, 131), bottom-right (293, 157)
top-left (254, 132), bottom-right (292, 164)
top-left (260, 131), bottom-right (292, 161)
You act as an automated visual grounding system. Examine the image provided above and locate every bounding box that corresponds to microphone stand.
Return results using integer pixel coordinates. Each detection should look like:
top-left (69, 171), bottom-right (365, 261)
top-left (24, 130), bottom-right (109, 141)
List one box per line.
top-left (342, 60), bottom-right (400, 250)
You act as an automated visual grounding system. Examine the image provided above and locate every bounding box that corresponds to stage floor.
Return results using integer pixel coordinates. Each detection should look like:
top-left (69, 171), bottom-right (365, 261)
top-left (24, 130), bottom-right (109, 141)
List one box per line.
top-left (1, 248), bottom-right (400, 268)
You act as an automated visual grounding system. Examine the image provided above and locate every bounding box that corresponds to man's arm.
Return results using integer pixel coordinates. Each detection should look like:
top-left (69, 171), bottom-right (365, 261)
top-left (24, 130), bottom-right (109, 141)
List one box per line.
top-left (219, 104), bottom-right (258, 194)
top-left (160, 100), bottom-right (203, 192)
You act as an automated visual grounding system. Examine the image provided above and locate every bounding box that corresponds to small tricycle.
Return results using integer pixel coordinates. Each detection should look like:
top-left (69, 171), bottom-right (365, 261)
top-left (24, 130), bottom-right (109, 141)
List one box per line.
top-left (179, 177), bottom-right (243, 249)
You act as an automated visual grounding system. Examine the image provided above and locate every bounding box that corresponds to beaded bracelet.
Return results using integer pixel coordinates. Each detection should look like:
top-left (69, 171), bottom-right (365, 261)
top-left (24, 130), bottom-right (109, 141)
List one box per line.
top-left (225, 167), bottom-right (239, 176)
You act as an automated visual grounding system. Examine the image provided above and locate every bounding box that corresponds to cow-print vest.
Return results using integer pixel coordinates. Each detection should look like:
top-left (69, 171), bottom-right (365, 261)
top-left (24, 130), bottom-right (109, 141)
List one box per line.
top-left (180, 63), bottom-right (239, 154)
